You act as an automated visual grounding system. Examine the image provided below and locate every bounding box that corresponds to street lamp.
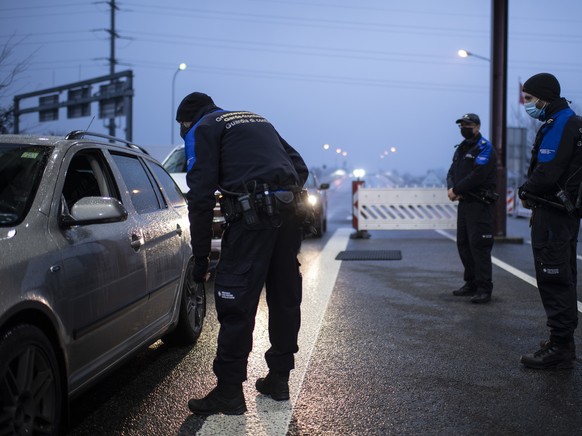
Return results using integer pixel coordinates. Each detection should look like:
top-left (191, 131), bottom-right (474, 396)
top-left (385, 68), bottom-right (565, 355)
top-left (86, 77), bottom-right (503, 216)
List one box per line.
top-left (457, 49), bottom-right (490, 62)
top-left (321, 143), bottom-right (331, 170)
top-left (171, 62), bottom-right (187, 144)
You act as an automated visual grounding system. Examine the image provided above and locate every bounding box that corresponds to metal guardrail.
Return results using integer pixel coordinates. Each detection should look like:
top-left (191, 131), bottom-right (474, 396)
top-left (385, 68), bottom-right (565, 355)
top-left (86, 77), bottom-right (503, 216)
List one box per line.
top-left (356, 187), bottom-right (457, 230)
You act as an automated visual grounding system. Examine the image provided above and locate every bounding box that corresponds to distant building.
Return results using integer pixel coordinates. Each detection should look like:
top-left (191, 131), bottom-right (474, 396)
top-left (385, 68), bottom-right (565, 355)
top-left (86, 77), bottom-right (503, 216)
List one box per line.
top-left (420, 170), bottom-right (445, 187)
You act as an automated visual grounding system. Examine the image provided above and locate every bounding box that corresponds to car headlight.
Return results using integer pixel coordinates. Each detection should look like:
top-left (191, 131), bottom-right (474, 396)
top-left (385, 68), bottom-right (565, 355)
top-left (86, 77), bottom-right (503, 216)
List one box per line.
top-left (308, 194), bottom-right (318, 206)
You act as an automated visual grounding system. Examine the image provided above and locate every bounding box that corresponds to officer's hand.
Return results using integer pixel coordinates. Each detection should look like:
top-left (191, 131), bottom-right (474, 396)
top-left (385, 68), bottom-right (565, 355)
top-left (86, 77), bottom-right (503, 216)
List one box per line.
top-left (447, 188), bottom-right (457, 202)
top-left (518, 186), bottom-right (531, 209)
top-left (518, 186), bottom-right (528, 200)
top-left (192, 256), bottom-right (210, 283)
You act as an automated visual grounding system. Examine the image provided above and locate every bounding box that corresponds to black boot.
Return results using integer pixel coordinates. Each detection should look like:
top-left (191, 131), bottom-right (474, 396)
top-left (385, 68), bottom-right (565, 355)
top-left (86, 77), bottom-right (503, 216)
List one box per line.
top-left (452, 283), bottom-right (476, 296)
top-left (188, 384), bottom-right (247, 415)
top-left (520, 341), bottom-right (576, 369)
top-left (255, 372), bottom-right (290, 401)
top-left (470, 292), bottom-right (491, 304)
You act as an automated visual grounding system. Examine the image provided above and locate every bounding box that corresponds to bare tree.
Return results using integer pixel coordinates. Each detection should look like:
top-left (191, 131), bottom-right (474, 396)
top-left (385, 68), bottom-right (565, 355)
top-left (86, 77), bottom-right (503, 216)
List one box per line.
top-left (0, 36), bottom-right (31, 133)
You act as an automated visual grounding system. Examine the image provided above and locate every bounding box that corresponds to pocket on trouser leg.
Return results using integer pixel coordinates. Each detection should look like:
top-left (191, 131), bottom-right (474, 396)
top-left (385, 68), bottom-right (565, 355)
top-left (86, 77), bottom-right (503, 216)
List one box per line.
top-left (215, 260), bottom-right (252, 309)
top-left (533, 240), bottom-right (571, 285)
top-left (470, 218), bottom-right (494, 249)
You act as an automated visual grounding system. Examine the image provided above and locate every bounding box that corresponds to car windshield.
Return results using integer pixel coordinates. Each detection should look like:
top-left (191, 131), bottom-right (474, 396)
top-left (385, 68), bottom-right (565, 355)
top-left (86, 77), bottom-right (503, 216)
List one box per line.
top-left (163, 147), bottom-right (187, 173)
top-left (0, 143), bottom-right (51, 226)
top-left (304, 173), bottom-right (318, 189)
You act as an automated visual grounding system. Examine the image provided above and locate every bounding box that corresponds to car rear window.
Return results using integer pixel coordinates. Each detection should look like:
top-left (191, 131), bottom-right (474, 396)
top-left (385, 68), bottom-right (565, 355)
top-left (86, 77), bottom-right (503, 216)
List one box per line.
top-left (147, 160), bottom-right (187, 208)
top-left (0, 143), bottom-right (50, 226)
top-left (111, 153), bottom-right (162, 214)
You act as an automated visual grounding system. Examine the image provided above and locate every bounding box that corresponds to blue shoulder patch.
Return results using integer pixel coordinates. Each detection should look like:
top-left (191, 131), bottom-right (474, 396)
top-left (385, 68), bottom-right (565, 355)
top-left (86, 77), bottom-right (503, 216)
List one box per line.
top-left (475, 139), bottom-right (492, 165)
top-left (538, 108), bottom-right (575, 163)
top-left (184, 109), bottom-right (228, 171)
top-left (184, 127), bottom-right (196, 171)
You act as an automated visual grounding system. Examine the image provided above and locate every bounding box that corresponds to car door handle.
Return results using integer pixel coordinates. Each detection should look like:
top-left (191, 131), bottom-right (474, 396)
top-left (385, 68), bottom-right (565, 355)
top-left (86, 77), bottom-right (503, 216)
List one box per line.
top-left (130, 233), bottom-right (144, 251)
top-left (176, 224), bottom-right (182, 236)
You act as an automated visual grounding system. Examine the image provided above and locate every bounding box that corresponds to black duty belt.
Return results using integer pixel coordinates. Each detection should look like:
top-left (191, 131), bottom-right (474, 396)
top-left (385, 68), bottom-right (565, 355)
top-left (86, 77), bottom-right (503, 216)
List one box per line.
top-left (219, 190), bottom-right (305, 225)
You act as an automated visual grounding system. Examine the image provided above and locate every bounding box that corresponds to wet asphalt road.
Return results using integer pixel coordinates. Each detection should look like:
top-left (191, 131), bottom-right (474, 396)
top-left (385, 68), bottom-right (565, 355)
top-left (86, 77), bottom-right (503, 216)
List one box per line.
top-left (65, 177), bottom-right (582, 435)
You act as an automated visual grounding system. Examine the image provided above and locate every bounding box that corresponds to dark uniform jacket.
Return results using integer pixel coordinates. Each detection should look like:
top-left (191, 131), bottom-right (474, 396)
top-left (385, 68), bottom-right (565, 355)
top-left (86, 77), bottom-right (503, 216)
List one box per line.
top-left (520, 99), bottom-right (582, 203)
top-left (183, 105), bottom-right (308, 257)
top-left (447, 133), bottom-right (496, 199)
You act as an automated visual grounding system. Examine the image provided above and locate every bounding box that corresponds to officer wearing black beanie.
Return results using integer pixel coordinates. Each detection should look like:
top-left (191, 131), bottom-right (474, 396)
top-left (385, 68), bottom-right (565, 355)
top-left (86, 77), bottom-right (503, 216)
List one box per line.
top-left (518, 73), bottom-right (582, 369)
top-left (176, 92), bottom-right (217, 139)
top-left (175, 92), bottom-right (309, 415)
top-left (522, 72), bottom-right (561, 102)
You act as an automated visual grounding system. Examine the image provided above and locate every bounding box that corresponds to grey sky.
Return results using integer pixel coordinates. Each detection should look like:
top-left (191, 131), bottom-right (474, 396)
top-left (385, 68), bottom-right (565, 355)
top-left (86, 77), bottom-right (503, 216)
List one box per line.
top-left (1, 0), bottom-right (582, 176)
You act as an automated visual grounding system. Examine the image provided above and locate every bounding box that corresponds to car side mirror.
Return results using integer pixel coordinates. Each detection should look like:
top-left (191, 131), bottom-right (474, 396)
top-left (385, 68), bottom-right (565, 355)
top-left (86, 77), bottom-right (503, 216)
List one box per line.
top-left (60, 196), bottom-right (128, 227)
top-left (319, 183), bottom-right (330, 190)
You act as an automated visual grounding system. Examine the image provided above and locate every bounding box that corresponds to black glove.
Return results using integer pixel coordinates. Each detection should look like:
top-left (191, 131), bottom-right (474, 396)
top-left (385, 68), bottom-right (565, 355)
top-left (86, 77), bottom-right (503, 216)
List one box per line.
top-left (192, 256), bottom-right (209, 283)
top-left (517, 185), bottom-right (533, 209)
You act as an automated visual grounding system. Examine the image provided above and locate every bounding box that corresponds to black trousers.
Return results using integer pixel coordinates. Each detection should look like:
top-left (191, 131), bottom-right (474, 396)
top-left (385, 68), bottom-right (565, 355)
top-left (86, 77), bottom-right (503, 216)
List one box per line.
top-left (456, 200), bottom-right (494, 293)
top-left (531, 207), bottom-right (580, 343)
top-left (212, 212), bottom-right (303, 385)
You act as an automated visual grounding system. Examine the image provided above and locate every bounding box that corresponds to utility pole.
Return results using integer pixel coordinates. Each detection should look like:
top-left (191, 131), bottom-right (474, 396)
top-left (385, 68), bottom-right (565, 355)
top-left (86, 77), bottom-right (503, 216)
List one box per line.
top-left (491, 0), bottom-right (508, 238)
top-left (107, 0), bottom-right (118, 138)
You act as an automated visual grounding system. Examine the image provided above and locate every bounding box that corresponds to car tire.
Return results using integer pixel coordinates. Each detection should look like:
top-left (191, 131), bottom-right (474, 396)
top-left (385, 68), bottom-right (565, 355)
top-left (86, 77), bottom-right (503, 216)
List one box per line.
top-left (0, 324), bottom-right (63, 435)
top-left (312, 209), bottom-right (325, 238)
top-left (163, 260), bottom-right (206, 346)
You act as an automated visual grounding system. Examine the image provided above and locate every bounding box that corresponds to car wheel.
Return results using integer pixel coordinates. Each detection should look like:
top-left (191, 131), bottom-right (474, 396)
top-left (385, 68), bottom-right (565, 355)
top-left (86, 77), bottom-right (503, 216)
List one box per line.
top-left (0, 324), bottom-right (63, 435)
top-left (163, 260), bottom-right (206, 345)
top-left (312, 210), bottom-right (324, 238)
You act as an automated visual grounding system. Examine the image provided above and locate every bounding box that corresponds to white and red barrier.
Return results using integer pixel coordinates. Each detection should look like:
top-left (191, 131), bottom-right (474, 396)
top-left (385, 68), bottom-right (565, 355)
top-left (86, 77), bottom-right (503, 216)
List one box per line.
top-left (353, 185), bottom-right (457, 231)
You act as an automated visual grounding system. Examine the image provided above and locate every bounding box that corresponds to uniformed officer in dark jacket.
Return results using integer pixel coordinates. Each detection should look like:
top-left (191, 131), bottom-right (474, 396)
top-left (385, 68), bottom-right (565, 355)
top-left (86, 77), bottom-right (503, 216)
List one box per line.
top-left (518, 73), bottom-right (582, 369)
top-left (447, 113), bottom-right (497, 304)
top-left (176, 92), bottom-right (309, 414)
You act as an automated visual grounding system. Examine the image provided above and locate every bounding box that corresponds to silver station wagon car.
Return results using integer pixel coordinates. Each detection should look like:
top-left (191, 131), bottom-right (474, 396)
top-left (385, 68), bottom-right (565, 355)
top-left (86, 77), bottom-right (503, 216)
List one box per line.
top-left (0, 132), bottom-right (205, 434)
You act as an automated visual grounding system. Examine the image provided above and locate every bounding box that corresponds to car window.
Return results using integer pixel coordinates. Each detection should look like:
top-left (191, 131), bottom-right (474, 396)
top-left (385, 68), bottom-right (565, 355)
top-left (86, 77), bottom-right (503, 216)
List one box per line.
top-left (62, 151), bottom-right (118, 211)
top-left (162, 147), bottom-right (187, 173)
top-left (146, 160), bottom-right (187, 208)
top-left (111, 153), bottom-right (162, 214)
top-left (0, 143), bottom-right (50, 226)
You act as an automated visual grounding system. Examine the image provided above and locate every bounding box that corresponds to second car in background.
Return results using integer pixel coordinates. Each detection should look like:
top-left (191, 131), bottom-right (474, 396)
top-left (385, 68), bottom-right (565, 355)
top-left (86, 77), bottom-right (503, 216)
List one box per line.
top-left (304, 172), bottom-right (329, 238)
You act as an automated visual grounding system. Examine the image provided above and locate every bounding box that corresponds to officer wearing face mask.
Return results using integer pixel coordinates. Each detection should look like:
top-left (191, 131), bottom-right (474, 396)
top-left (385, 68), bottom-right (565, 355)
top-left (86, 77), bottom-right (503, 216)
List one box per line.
top-left (446, 113), bottom-right (497, 304)
top-left (518, 73), bottom-right (582, 369)
top-left (175, 92), bottom-right (309, 415)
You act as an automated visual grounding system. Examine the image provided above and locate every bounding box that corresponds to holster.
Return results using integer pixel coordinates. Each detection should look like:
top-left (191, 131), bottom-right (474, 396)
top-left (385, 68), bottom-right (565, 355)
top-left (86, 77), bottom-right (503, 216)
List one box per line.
top-left (219, 195), bottom-right (242, 223)
top-left (273, 191), bottom-right (295, 211)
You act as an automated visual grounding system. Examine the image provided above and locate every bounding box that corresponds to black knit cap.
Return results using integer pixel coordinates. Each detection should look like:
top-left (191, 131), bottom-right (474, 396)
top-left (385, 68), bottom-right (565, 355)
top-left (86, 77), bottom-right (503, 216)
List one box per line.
top-left (522, 73), bottom-right (561, 102)
top-left (176, 92), bottom-right (215, 122)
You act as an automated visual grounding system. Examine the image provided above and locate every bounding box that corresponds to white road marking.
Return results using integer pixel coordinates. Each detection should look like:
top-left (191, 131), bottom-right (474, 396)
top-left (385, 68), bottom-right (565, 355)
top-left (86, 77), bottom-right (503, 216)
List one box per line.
top-left (436, 229), bottom-right (582, 313)
top-left (197, 228), bottom-right (351, 435)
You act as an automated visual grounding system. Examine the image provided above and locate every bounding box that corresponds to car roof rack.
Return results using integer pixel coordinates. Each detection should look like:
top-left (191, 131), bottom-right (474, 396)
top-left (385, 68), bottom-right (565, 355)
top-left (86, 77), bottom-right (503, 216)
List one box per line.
top-left (65, 130), bottom-right (150, 155)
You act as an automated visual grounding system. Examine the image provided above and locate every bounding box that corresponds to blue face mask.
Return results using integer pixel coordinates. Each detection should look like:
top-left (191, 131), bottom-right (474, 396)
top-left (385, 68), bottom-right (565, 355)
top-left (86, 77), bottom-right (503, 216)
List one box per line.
top-left (524, 100), bottom-right (546, 120)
